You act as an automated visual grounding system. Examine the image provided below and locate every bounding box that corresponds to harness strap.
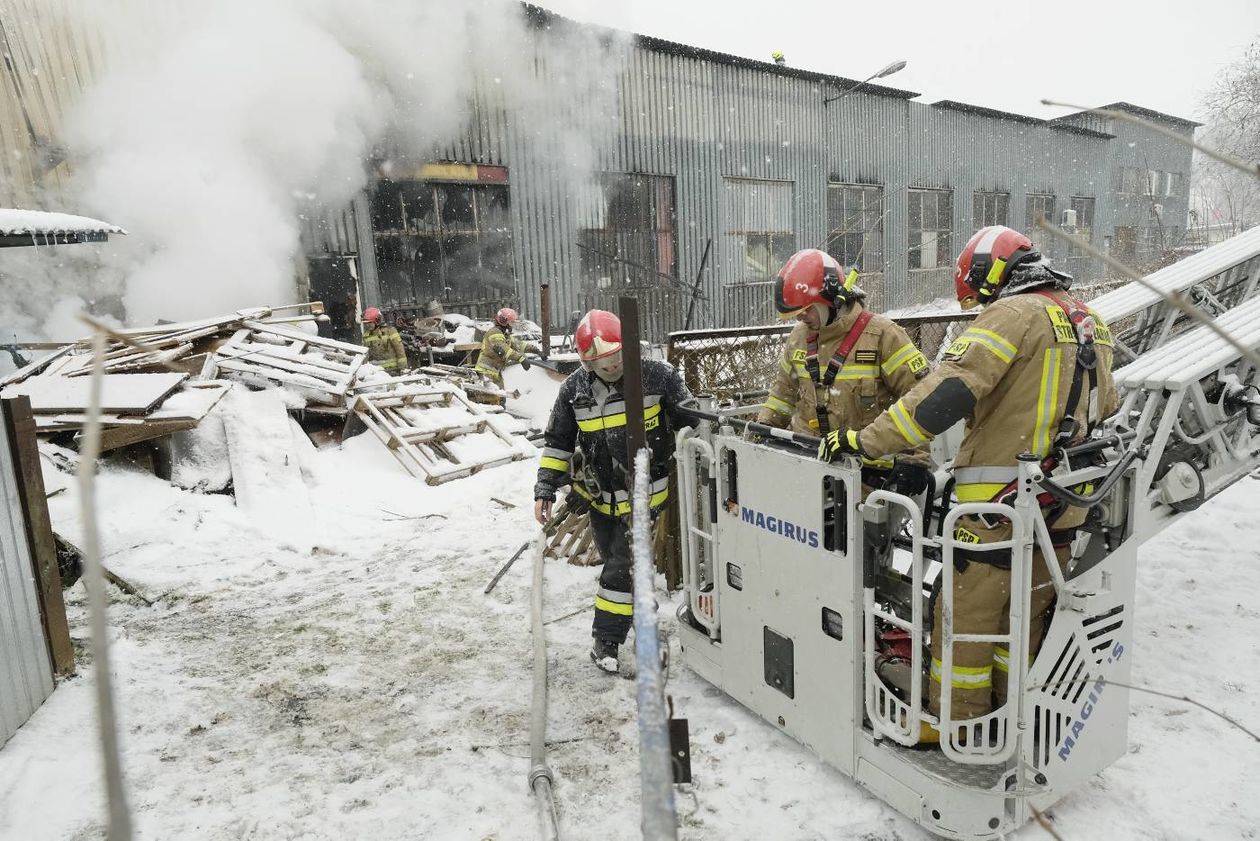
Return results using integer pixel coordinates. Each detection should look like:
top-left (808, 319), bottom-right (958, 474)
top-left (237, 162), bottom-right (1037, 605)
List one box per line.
top-left (805, 308), bottom-right (874, 437)
top-left (1036, 290), bottom-right (1099, 442)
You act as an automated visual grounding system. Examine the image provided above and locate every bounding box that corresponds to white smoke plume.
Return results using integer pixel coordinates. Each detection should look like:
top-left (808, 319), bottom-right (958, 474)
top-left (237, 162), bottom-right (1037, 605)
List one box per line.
top-left (1, 0), bottom-right (629, 345)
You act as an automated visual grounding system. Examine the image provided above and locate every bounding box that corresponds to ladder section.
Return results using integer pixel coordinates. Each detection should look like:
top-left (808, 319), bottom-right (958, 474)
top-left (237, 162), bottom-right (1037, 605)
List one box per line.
top-left (677, 435), bottom-right (720, 638)
top-left (1091, 226), bottom-right (1260, 361)
top-left (1112, 294), bottom-right (1260, 537)
top-left (863, 490), bottom-right (928, 746)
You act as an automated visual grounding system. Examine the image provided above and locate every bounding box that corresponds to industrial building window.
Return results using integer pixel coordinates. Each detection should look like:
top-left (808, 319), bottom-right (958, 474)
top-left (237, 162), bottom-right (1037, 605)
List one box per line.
top-left (908, 188), bottom-right (953, 271)
top-left (577, 173), bottom-right (676, 287)
top-left (825, 183), bottom-right (883, 271)
top-left (370, 165), bottom-right (514, 307)
top-left (722, 177), bottom-right (796, 285)
top-left (1164, 172), bottom-right (1184, 197)
top-left (1026, 194), bottom-right (1055, 229)
top-left (1112, 166), bottom-right (1142, 195)
top-left (973, 191), bottom-right (1009, 228)
top-left (1068, 196), bottom-right (1095, 239)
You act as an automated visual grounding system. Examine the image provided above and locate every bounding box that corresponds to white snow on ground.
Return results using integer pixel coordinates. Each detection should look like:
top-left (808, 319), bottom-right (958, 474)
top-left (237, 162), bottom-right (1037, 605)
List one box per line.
top-left (1, 377), bottom-right (1258, 840)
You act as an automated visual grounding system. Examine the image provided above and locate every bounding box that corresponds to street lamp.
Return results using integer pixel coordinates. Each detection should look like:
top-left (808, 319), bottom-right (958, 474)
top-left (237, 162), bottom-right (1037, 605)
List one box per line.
top-left (823, 60), bottom-right (907, 106)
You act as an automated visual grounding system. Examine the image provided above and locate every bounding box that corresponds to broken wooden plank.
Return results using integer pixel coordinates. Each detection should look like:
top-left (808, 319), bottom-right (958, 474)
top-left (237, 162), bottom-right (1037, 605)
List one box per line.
top-left (0, 345), bottom-right (73, 388)
top-left (87, 419), bottom-right (200, 452)
top-left (2, 396), bottom-right (75, 675)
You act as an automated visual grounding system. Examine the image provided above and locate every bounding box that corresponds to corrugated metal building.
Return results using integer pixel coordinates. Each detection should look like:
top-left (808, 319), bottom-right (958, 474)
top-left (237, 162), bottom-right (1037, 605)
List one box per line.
top-left (306, 8), bottom-right (1196, 340)
top-left (0, 404), bottom-right (55, 748)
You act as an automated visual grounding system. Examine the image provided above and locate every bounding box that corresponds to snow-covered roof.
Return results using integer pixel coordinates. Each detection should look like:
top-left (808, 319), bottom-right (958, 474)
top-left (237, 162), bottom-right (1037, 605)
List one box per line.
top-left (0, 208), bottom-right (127, 247)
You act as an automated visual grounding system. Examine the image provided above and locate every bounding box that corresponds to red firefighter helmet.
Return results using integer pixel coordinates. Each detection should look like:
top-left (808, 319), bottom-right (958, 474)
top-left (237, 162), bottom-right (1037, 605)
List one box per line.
top-left (363, 307), bottom-right (382, 324)
top-left (774, 249), bottom-right (861, 319)
top-left (954, 226), bottom-right (1037, 309)
top-left (495, 307), bottom-right (519, 328)
top-left (575, 309), bottom-right (622, 361)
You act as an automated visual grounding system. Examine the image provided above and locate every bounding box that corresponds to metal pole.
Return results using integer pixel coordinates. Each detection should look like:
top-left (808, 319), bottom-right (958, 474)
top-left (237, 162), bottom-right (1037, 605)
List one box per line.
top-left (683, 239), bottom-right (713, 332)
top-left (630, 449), bottom-right (679, 841)
top-left (541, 283), bottom-right (552, 360)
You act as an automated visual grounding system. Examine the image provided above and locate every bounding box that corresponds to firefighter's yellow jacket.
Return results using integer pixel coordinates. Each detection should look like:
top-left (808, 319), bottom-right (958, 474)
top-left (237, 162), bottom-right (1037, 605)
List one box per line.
top-left (363, 324), bottom-right (407, 372)
top-left (857, 289), bottom-right (1119, 526)
top-left (475, 326), bottom-right (537, 381)
top-left (757, 302), bottom-right (930, 439)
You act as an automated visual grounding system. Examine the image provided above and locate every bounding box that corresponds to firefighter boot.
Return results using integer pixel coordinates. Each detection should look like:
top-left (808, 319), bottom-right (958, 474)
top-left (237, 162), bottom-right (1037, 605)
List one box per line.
top-left (591, 639), bottom-right (619, 674)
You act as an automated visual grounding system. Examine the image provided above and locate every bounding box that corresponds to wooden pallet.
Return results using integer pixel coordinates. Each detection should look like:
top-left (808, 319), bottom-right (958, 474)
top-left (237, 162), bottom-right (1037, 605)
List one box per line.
top-left (202, 321), bottom-right (366, 406)
top-left (351, 382), bottom-right (532, 485)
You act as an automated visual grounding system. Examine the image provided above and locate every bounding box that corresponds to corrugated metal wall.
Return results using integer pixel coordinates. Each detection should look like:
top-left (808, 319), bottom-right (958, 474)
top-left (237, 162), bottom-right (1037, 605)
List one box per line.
top-left (0, 406), bottom-right (54, 748)
top-left (347, 28), bottom-right (1175, 340)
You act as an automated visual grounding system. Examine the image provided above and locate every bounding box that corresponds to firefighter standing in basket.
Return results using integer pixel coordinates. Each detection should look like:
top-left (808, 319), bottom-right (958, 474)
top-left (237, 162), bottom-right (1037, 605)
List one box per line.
top-left (759, 248), bottom-right (933, 497)
top-left (533, 309), bottom-right (693, 674)
top-left (818, 226), bottom-right (1119, 743)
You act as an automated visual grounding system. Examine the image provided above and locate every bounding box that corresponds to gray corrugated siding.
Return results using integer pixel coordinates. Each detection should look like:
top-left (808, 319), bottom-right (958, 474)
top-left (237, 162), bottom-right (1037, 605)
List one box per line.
top-left (339, 31), bottom-right (1191, 341)
top-left (0, 410), bottom-right (55, 747)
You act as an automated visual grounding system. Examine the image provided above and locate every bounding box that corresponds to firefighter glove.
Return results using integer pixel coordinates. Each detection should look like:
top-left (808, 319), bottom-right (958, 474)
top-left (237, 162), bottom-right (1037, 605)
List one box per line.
top-left (887, 457), bottom-right (931, 497)
top-left (818, 429), bottom-right (862, 462)
top-left (520, 357), bottom-right (531, 371)
top-left (564, 487), bottom-right (592, 516)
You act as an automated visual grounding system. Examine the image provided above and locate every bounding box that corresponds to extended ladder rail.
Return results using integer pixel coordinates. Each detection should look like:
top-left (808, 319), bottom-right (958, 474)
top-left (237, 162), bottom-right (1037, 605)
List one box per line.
top-left (1091, 227), bottom-right (1260, 363)
top-left (863, 489), bottom-right (927, 746)
top-left (1111, 294), bottom-right (1260, 540)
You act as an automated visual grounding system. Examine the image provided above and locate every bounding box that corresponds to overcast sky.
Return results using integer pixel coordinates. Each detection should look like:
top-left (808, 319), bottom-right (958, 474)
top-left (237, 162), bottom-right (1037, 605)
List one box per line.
top-left (539, 0), bottom-right (1259, 123)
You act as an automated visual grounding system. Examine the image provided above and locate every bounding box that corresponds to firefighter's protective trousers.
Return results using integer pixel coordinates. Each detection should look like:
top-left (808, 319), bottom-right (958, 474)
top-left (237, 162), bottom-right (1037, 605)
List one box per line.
top-left (930, 517), bottom-right (1071, 719)
top-left (589, 510), bottom-right (635, 643)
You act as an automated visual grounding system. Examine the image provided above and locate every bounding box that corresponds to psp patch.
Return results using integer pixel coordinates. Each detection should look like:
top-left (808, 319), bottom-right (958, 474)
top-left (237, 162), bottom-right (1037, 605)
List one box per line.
top-left (853, 349), bottom-right (878, 364)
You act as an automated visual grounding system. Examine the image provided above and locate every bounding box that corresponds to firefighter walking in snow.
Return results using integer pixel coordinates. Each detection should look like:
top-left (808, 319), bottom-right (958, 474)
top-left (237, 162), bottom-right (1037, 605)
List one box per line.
top-left (759, 248), bottom-right (932, 496)
top-left (475, 307), bottom-right (540, 403)
top-left (533, 309), bottom-right (693, 673)
top-left (818, 226), bottom-right (1118, 742)
top-left (362, 307), bottom-right (407, 374)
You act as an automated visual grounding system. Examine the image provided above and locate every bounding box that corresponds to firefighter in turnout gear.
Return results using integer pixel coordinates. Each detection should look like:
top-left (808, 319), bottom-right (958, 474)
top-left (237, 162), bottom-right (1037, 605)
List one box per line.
top-left (819, 226), bottom-right (1119, 741)
top-left (475, 307), bottom-right (539, 403)
top-left (362, 307), bottom-right (407, 374)
top-left (759, 249), bottom-right (932, 496)
top-left (533, 309), bottom-right (693, 674)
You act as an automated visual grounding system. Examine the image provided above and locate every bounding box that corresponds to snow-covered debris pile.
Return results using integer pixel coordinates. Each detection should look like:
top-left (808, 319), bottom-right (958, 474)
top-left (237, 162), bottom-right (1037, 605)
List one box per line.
top-left (0, 304), bottom-right (325, 450)
top-left (349, 377), bottom-right (535, 485)
top-left (201, 319), bottom-right (367, 408)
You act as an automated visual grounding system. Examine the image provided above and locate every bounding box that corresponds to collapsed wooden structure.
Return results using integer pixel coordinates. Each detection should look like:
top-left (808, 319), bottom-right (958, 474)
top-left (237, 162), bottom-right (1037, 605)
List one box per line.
top-left (0, 304), bottom-right (537, 484)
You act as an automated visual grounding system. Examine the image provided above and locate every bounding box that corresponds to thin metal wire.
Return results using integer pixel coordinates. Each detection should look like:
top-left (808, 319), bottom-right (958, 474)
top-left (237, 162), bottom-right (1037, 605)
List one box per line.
top-left (1040, 100), bottom-right (1260, 180)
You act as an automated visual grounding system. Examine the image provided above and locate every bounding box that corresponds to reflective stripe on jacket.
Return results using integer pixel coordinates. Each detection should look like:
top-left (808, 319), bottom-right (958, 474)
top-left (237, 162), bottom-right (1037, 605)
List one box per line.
top-left (534, 360), bottom-right (693, 514)
top-left (475, 326), bottom-right (526, 376)
top-left (858, 289), bottom-right (1119, 526)
top-left (363, 325), bottom-right (407, 371)
top-left (756, 302), bottom-right (929, 437)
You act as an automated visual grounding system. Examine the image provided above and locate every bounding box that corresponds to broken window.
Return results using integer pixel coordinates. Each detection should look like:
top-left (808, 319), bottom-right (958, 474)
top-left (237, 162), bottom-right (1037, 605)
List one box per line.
top-left (825, 183), bottom-right (884, 272)
top-left (908, 188), bottom-right (953, 271)
top-left (1026, 194), bottom-right (1056, 257)
top-left (1066, 195), bottom-right (1096, 270)
top-left (577, 173), bottom-right (677, 287)
top-left (973, 191), bottom-right (1009, 228)
top-left (722, 177), bottom-right (796, 285)
top-left (369, 168), bottom-right (515, 308)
